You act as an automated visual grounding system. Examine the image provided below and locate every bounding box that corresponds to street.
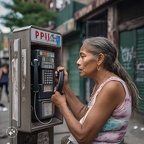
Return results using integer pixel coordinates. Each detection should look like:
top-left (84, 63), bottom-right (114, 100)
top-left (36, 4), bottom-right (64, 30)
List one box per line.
top-left (0, 86), bottom-right (144, 144)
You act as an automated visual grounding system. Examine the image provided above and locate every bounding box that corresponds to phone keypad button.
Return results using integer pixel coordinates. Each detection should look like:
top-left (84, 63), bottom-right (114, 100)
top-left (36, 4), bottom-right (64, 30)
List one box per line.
top-left (44, 70), bottom-right (54, 85)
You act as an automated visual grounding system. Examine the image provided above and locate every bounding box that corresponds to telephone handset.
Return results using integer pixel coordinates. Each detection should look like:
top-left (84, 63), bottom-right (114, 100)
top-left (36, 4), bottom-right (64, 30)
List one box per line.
top-left (56, 70), bottom-right (64, 94)
top-left (31, 49), bottom-right (64, 122)
top-left (32, 59), bottom-right (40, 92)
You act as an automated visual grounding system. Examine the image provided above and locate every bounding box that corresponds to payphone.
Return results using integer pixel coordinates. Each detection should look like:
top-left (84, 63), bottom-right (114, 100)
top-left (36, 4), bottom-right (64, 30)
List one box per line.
top-left (9, 25), bottom-right (63, 144)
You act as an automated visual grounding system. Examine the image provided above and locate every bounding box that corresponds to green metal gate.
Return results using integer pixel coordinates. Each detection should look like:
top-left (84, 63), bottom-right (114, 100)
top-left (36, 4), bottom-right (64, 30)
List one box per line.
top-left (136, 27), bottom-right (144, 113)
top-left (68, 42), bottom-right (81, 98)
top-left (119, 28), bottom-right (144, 113)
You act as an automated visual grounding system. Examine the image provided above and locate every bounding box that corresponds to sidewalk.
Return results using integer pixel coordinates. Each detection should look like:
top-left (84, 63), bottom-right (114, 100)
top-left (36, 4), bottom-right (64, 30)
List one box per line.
top-left (124, 112), bottom-right (144, 144)
top-left (0, 86), bottom-right (144, 144)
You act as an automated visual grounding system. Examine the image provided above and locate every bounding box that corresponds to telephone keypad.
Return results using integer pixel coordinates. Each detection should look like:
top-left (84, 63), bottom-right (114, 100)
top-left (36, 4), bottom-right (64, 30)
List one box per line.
top-left (44, 70), bottom-right (54, 85)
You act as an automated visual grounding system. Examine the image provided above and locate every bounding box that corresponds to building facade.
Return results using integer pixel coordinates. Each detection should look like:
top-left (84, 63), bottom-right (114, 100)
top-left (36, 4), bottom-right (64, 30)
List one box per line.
top-left (55, 0), bottom-right (144, 113)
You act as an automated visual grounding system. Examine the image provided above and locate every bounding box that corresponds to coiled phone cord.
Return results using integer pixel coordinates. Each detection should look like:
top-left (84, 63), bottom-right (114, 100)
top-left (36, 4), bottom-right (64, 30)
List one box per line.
top-left (33, 92), bottom-right (53, 125)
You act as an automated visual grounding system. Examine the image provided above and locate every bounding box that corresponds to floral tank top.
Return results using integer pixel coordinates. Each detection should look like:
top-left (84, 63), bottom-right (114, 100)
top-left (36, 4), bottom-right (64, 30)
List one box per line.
top-left (68, 77), bottom-right (132, 144)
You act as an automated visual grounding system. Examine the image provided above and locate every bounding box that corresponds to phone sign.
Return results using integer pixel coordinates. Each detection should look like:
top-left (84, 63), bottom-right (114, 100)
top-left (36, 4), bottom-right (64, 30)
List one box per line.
top-left (31, 28), bottom-right (61, 47)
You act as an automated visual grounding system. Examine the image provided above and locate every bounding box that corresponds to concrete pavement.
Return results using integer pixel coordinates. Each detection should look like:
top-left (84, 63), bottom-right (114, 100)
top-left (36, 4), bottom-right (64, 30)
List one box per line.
top-left (124, 112), bottom-right (144, 144)
top-left (0, 86), bottom-right (144, 144)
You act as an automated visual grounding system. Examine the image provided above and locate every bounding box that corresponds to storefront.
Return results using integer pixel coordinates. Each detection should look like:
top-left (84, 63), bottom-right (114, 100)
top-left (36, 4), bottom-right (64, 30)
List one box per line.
top-left (55, 0), bottom-right (144, 109)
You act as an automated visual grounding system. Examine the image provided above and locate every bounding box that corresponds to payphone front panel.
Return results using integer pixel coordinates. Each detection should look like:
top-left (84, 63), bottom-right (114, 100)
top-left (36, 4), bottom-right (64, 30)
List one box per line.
top-left (31, 49), bottom-right (55, 120)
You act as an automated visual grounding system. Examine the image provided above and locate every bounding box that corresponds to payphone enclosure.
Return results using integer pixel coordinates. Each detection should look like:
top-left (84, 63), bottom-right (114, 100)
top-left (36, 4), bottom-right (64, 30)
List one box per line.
top-left (9, 25), bottom-right (63, 133)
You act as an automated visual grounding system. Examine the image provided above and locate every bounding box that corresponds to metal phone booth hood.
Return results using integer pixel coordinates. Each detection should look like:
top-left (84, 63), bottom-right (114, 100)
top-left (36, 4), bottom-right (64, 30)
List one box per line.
top-left (9, 25), bottom-right (63, 144)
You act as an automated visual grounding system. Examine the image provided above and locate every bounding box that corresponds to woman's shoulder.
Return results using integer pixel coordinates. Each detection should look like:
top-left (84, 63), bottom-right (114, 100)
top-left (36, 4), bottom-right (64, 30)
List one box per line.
top-left (103, 80), bottom-right (124, 94)
top-left (96, 77), bottom-right (126, 105)
top-left (102, 76), bottom-right (125, 91)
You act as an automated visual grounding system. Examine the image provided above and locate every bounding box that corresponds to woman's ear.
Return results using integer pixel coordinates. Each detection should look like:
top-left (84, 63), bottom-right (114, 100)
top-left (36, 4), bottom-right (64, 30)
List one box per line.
top-left (97, 53), bottom-right (105, 65)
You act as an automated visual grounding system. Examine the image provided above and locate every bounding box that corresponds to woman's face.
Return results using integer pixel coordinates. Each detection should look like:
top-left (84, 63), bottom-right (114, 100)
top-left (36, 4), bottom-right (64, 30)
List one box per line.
top-left (77, 44), bottom-right (98, 78)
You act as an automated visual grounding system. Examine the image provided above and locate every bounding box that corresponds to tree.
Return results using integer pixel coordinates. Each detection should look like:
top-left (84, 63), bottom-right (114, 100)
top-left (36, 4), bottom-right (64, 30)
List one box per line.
top-left (0, 0), bottom-right (57, 31)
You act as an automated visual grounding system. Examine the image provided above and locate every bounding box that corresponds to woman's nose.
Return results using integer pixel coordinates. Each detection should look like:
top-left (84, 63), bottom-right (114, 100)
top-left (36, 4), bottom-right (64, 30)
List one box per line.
top-left (76, 58), bottom-right (80, 65)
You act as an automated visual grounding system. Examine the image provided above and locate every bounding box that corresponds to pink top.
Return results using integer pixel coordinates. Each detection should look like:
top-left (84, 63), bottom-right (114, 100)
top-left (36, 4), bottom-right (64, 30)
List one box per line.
top-left (69, 77), bottom-right (132, 144)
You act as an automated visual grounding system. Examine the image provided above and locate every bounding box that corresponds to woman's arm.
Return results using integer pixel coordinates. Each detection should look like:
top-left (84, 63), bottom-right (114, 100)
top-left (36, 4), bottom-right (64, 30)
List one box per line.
top-left (51, 80), bottom-right (125, 144)
top-left (63, 84), bottom-right (88, 120)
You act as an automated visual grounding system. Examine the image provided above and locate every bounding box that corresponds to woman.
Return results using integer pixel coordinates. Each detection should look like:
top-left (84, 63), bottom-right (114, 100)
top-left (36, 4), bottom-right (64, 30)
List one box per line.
top-left (51, 37), bottom-right (139, 144)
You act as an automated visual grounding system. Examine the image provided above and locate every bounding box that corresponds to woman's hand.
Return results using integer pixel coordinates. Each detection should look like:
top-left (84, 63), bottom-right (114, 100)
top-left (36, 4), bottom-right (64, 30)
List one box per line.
top-left (55, 66), bottom-right (69, 88)
top-left (51, 91), bottom-right (67, 108)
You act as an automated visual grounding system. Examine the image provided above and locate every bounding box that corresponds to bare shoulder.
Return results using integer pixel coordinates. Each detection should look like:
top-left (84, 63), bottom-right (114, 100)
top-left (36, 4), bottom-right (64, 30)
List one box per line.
top-left (104, 79), bottom-right (124, 91)
top-left (97, 79), bottom-right (125, 105)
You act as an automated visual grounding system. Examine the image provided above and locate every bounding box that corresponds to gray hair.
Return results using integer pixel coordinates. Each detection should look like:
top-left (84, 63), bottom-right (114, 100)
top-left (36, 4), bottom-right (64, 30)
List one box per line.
top-left (83, 37), bottom-right (139, 113)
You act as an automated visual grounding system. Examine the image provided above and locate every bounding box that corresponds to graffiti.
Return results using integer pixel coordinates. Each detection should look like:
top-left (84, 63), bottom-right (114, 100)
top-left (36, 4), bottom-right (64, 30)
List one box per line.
top-left (120, 46), bottom-right (134, 70)
top-left (120, 46), bottom-right (134, 62)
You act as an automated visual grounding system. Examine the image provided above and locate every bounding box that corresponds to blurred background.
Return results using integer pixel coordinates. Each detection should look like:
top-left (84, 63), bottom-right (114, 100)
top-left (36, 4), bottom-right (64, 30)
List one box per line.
top-left (0, 0), bottom-right (144, 143)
